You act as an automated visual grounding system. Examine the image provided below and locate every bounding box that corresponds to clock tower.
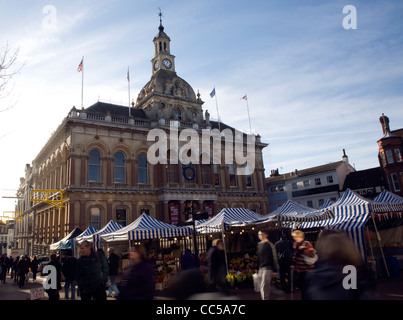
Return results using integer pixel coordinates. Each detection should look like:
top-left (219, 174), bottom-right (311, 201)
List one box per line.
top-left (151, 12), bottom-right (176, 74)
top-left (135, 11), bottom-right (204, 124)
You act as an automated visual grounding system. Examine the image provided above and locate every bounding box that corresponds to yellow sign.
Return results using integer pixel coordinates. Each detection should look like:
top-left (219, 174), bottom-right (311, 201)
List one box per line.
top-left (31, 189), bottom-right (63, 209)
top-left (0, 211), bottom-right (22, 226)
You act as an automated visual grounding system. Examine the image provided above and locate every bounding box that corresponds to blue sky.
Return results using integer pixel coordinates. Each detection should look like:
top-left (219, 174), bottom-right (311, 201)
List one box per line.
top-left (1, 0), bottom-right (403, 212)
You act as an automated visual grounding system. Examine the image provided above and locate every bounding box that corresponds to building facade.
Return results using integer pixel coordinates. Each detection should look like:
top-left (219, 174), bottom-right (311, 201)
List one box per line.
top-left (377, 114), bottom-right (403, 197)
top-left (266, 150), bottom-right (355, 211)
top-left (15, 20), bottom-right (268, 255)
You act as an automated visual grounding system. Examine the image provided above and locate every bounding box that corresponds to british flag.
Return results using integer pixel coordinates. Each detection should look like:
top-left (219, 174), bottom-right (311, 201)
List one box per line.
top-left (77, 58), bottom-right (83, 72)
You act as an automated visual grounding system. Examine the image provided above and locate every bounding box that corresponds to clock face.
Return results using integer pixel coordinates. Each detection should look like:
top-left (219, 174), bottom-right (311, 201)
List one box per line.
top-left (154, 60), bottom-right (159, 70)
top-left (162, 58), bottom-right (172, 69)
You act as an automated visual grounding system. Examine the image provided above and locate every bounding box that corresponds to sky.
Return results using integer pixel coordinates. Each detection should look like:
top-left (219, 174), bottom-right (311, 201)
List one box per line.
top-left (0, 0), bottom-right (403, 213)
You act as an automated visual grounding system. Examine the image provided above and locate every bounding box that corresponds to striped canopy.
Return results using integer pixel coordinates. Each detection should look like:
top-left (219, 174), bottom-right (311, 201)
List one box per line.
top-left (267, 200), bottom-right (316, 217)
top-left (260, 199), bottom-right (333, 225)
top-left (75, 226), bottom-right (98, 241)
top-left (319, 200), bottom-right (334, 209)
top-left (79, 220), bottom-right (123, 248)
top-left (374, 189), bottom-right (403, 212)
top-left (300, 189), bottom-right (373, 259)
top-left (102, 213), bottom-right (193, 242)
top-left (196, 208), bottom-right (263, 233)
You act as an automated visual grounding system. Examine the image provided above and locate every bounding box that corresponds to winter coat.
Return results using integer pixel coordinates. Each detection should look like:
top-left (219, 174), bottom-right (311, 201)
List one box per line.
top-left (17, 259), bottom-right (30, 275)
top-left (62, 256), bottom-right (79, 281)
top-left (180, 252), bottom-right (200, 270)
top-left (107, 253), bottom-right (120, 276)
top-left (207, 247), bottom-right (226, 285)
top-left (46, 259), bottom-right (62, 291)
top-left (118, 261), bottom-right (155, 300)
top-left (78, 250), bottom-right (109, 294)
top-left (305, 262), bottom-right (376, 300)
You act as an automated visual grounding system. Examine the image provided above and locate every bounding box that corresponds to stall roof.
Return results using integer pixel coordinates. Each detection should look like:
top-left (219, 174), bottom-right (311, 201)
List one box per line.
top-left (102, 213), bottom-right (193, 242)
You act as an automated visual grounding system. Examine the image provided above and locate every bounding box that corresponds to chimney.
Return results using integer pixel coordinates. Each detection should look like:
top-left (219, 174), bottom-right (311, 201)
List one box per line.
top-left (342, 149), bottom-right (349, 162)
top-left (270, 169), bottom-right (279, 177)
top-left (379, 113), bottom-right (390, 135)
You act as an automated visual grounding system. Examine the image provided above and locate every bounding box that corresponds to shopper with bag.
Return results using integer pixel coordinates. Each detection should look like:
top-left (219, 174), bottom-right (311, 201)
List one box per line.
top-left (256, 230), bottom-right (283, 300)
top-left (291, 230), bottom-right (317, 300)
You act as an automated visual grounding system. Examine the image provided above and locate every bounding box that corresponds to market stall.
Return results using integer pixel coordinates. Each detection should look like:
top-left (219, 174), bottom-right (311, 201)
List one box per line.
top-left (49, 227), bottom-right (82, 251)
top-left (78, 220), bottom-right (123, 249)
top-left (101, 213), bottom-right (194, 290)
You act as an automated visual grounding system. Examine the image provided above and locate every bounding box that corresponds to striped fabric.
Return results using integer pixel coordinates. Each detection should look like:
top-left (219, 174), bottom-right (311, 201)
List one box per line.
top-left (374, 189), bottom-right (403, 212)
top-left (196, 208), bottom-right (263, 234)
top-left (300, 189), bottom-right (372, 260)
top-left (80, 220), bottom-right (123, 248)
top-left (319, 200), bottom-right (334, 209)
top-left (75, 226), bottom-right (98, 241)
top-left (102, 213), bottom-right (193, 242)
top-left (262, 199), bottom-right (334, 226)
top-left (268, 200), bottom-right (316, 217)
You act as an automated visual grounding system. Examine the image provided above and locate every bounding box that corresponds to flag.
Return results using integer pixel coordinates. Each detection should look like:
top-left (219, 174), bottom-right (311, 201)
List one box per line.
top-left (127, 67), bottom-right (130, 82)
top-left (77, 58), bottom-right (83, 72)
top-left (241, 95), bottom-right (247, 101)
top-left (210, 87), bottom-right (216, 98)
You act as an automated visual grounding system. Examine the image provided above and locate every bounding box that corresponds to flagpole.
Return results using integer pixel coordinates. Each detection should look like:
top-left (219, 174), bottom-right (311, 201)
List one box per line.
top-left (245, 93), bottom-right (252, 134)
top-left (214, 86), bottom-right (221, 131)
top-left (128, 66), bottom-right (131, 116)
top-left (81, 56), bottom-right (84, 109)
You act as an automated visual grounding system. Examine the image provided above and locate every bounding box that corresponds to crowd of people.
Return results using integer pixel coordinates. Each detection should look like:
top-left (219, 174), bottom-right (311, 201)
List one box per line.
top-left (0, 254), bottom-right (40, 288)
top-left (0, 228), bottom-right (377, 301)
top-left (256, 229), bottom-right (377, 300)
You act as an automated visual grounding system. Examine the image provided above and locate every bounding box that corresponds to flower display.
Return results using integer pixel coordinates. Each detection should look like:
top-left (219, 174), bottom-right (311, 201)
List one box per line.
top-left (226, 256), bottom-right (258, 288)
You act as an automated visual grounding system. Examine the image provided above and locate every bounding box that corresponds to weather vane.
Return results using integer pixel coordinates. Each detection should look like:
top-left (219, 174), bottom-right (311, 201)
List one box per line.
top-left (158, 7), bottom-right (163, 24)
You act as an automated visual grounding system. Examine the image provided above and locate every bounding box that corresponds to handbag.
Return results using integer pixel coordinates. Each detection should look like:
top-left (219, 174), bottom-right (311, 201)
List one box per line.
top-left (302, 253), bottom-right (318, 265)
top-left (301, 241), bottom-right (318, 265)
top-left (252, 272), bottom-right (261, 293)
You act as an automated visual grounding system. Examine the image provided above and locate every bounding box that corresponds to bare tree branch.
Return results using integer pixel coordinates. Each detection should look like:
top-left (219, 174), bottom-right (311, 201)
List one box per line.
top-left (0, 42), bottom-right (23, 111)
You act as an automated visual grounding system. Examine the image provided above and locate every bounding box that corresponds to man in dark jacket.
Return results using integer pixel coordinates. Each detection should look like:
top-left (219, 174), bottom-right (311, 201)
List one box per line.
top-left (180, 249), bottom-right (200, 270)
top-left (46, 254), bottom-right (62, 300)
top-left (62, 253), bottom-right (79, 300)
top-left (17, 256), bottom-right (30, 288)
top-left (257, 230), bottom-right (282, 300)
top-left (107, 247), bottom-right (120, 298)
top-left (77, 241), bottom-right (109, 300)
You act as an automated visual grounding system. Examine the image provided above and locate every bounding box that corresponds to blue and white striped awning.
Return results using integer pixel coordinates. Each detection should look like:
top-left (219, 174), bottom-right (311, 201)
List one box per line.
top-left (196, 208), bottom-right (263, 234)
top-left (319, 200), bottom-right (334, 209)
top-left (259, 199), bottom-right (333, 226)
top-left (300, 189), bottom-right (373, 260)
top-left (374, 189), bottom-right (403, 212)
top-left (102, 213), bottom-right (193, 242)
top-left (267, 200), bottom-right (316, 217)
top-left (79, 220), bottom-right (123, 248)
top-left (75, 226), bottom-right (98, 241)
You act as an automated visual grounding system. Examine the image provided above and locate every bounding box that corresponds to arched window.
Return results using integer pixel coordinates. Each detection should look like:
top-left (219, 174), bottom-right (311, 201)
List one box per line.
top-left (138, 154), bottom-right (148, 184)
top-left (114, 152), bottom-right (126, 183)
top-left (214, 164), bottom-right (220, 186)
top-left (177, 108), bottom-right (182, 120)
top-left (116, 208), bottom-right (127, 227)
top-left (166, 150), bottom-right (179, 183)
top-left (244, 163), bottom-right (253, 188)
top-left (90, 207), bottom-right (102, 230)
top-left (88, 149), bottom-right (101, 182)
top-left (228, 164), bottom-right (237, 187)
